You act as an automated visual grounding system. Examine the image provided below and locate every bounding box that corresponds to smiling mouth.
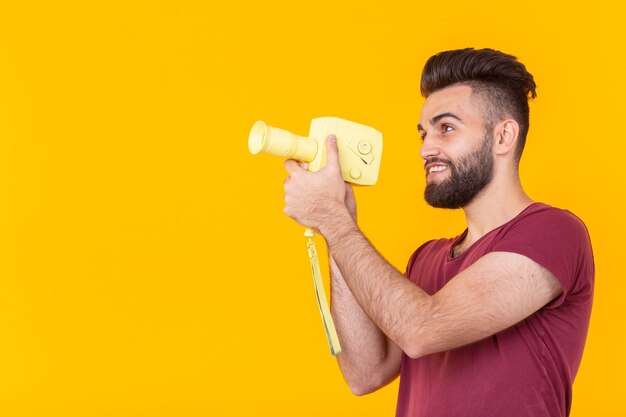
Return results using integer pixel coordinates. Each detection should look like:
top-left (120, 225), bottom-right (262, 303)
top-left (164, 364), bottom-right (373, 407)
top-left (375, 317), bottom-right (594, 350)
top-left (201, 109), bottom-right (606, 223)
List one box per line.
top-left (428, 165), bottom-right (447, 174)
top-left (425, 164), bottom-right (449, 178)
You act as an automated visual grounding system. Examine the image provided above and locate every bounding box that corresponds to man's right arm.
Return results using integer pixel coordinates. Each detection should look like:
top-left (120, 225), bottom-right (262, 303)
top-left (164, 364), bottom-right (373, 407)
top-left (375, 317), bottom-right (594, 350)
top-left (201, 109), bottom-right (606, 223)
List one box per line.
top-left (330, 255), bottom-right (403, 395)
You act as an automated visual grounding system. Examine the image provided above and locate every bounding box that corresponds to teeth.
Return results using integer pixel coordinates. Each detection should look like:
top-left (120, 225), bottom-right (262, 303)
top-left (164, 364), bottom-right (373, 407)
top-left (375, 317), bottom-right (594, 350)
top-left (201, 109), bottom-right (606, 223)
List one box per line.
top-left (429, 165), bottom-right (447, 174)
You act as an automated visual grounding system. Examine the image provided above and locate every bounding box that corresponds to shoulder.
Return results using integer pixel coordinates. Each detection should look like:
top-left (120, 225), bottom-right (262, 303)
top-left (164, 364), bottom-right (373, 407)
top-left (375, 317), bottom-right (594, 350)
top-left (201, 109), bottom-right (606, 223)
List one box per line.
top-left (512, 202), bottom-right (583, 223)
top-left (502, 202), bottom-right (591, 243)
top-left (406, 239), bottom-right (440, 273)
top-left (405, 234), bottom-right (459, 276)
top-left (492, 202), bottom-right (594, 297)
top-left (407, 237), bottom-right (451, 262)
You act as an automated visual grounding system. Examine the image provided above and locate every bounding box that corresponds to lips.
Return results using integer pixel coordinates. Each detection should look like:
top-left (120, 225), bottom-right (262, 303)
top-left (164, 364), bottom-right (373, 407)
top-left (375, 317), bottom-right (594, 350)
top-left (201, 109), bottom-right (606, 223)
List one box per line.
top-left (424, 162), bottom-right (449, 177)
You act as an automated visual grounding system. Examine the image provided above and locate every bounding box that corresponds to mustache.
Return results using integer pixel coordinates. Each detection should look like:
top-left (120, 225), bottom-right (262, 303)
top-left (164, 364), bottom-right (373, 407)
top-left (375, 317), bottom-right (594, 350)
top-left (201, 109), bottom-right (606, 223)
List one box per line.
top-left (424, 157), bottom-right (453, 166)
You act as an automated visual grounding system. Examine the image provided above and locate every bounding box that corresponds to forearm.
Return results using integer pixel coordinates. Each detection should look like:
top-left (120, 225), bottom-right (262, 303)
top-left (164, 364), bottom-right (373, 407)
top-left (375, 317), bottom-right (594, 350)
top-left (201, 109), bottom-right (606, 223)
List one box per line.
top-left (322, 210), bottom-right (433, 359)
top-left (330, 254), bottom-right (397, 393)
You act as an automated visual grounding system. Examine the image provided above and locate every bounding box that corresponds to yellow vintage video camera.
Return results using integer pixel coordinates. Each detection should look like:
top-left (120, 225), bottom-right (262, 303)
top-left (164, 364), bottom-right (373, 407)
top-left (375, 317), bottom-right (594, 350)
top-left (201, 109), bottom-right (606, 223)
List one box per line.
top-left (248, 117), bottom-right (383, 356)
top-left (249, 117), bottom-right (383, 184)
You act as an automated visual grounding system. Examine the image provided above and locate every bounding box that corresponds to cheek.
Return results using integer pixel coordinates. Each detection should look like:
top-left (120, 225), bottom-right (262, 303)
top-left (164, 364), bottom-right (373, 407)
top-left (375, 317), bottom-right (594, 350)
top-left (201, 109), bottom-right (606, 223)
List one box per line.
top-left (450, 134), bottom-right (484, 157)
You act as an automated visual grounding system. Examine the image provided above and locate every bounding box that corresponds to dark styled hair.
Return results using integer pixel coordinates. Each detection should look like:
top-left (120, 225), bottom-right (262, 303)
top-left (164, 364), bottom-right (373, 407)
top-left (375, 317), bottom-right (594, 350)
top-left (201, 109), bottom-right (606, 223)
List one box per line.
top-left (420, 48), bottom-right (537, 164)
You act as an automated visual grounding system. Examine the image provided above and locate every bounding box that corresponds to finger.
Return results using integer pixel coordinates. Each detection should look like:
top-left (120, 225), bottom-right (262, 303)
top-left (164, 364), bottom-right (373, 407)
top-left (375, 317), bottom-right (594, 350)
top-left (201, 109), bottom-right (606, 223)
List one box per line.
top-left (325, 135), bottom-right (340, 170)
top-left (284, 159), bottom-right (304, 174)
top-left (298, 161), bottom-right (309, 171)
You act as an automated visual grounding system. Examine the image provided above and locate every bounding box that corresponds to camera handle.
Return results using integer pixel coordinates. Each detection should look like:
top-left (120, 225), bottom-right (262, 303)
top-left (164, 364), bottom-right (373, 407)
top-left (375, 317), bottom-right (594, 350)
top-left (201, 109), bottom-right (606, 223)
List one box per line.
top-left (304, 227), bottom-right (342, 356)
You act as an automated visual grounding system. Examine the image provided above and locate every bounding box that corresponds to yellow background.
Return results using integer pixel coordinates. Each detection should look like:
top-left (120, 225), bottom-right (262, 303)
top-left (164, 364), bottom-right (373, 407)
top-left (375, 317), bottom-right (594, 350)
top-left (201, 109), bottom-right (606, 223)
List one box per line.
top-left (0, 1), bottom-right (624, 416)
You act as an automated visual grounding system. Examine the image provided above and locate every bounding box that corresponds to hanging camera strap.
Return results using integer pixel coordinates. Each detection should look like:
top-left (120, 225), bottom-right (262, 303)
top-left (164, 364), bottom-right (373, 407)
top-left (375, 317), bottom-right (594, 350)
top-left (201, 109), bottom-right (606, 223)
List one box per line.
top-left (305, 228), bottom-right (342, 356)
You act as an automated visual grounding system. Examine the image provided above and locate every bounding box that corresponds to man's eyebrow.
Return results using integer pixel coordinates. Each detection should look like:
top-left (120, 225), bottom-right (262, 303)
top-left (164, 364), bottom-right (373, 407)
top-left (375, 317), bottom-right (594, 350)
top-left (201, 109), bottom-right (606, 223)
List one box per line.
top-left (418, 112), bottom-right (464, 132)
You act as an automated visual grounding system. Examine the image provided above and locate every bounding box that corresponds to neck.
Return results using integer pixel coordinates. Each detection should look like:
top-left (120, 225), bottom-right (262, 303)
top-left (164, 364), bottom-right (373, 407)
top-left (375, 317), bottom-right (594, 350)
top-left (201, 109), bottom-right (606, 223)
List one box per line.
top-left (461, 171), bottom-right (533, 246)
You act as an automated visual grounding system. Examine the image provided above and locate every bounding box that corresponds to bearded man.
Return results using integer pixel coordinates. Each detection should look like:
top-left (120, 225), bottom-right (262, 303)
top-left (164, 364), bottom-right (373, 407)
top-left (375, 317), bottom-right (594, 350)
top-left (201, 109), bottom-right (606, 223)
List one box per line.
top-left (282, 48), bottom-right (594, 417)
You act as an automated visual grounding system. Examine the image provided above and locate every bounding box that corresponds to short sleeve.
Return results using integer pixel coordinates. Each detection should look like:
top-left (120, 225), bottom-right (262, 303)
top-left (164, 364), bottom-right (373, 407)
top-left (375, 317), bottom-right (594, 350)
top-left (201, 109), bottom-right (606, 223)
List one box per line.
top-left (405, 240), bottom-right (435, 277)
top-left (490, 207), bottom-right (594, 309)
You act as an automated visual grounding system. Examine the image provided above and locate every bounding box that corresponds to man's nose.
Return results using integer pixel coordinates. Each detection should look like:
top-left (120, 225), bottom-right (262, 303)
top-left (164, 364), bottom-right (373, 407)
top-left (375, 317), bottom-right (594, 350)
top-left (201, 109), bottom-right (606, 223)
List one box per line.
top-left (420, 136), bottom-right (441, 161)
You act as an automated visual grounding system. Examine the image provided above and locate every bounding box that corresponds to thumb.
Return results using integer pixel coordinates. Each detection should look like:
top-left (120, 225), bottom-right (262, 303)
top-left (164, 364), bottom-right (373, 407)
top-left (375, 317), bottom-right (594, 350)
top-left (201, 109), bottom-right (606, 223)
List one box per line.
top-left (325, 134), bottom-right (340, 170)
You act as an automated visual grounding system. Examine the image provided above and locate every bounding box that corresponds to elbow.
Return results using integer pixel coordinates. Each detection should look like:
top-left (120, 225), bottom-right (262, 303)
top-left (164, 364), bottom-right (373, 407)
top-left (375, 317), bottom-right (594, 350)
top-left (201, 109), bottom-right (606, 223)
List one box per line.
top-left (404, 344), bottom-right (426, 360)
top-left (396, 296), bottom-right (441, 359)
top-left (402, 333), bottom-right (432, 360)
top-left (401, 305), bottom-right (437, 359)
top-left (345, 369), bottom-right (394, 396)
top-left (348, 381), bottom-right (380, 396)
top-left (349, 385), bottom-right (370, 397)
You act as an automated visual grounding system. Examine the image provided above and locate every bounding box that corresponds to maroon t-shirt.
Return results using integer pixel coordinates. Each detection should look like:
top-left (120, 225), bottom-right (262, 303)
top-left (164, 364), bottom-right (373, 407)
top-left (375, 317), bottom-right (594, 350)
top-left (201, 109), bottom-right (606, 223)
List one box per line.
top-left (396, 203), bottom-right (594, 417)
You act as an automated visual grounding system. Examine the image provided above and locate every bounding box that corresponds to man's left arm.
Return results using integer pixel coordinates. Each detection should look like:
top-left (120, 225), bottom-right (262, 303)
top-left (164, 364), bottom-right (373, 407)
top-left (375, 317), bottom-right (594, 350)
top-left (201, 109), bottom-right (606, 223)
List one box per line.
top-left (283, 136), bottom-right (562, 359)
top-left (322, 215), bottom-right (561, 359)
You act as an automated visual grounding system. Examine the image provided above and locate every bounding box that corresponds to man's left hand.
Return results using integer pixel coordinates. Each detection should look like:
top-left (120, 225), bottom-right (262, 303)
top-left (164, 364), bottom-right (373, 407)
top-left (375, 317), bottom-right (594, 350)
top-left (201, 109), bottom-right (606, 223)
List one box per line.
top-left (283, 135), bottom-right (350, 233)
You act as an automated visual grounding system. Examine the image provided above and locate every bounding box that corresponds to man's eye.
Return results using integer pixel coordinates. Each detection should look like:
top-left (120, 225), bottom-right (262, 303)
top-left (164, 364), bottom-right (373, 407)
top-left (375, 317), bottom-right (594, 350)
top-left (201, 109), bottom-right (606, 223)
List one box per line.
top-left (442, 124), bottom-right (454, 133)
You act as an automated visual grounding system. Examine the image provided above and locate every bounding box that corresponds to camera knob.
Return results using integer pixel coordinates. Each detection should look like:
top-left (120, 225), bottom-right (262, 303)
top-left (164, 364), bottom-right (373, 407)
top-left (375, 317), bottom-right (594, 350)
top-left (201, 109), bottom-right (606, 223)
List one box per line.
top-left (350, 167), bottom-right (362, 179)
top-left (357, 141), bottom-right (372, 155)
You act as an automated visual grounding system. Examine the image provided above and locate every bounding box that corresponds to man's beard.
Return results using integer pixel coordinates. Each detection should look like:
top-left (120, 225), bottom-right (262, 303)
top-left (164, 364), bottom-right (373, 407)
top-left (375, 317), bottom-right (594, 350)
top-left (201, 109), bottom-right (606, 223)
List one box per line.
top-left (424, 133), bottom-right (494, 209)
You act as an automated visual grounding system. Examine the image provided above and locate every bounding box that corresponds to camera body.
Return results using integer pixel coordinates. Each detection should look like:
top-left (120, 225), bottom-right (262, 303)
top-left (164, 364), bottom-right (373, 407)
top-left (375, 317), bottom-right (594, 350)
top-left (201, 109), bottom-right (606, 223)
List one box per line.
top-left (249, 117), bottom-right (383, 185)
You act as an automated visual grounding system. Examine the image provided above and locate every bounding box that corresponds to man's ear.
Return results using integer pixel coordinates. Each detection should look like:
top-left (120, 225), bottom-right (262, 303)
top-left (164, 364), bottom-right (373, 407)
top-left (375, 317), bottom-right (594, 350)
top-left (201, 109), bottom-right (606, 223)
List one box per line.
top-left (493, 119), bottom-right (519, 156)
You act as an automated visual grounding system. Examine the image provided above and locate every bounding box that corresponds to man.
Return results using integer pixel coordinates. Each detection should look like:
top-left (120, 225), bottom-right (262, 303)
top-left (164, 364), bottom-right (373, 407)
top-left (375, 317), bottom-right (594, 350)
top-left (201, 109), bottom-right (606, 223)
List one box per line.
top-left (282, 48), bottom-right (594, 417)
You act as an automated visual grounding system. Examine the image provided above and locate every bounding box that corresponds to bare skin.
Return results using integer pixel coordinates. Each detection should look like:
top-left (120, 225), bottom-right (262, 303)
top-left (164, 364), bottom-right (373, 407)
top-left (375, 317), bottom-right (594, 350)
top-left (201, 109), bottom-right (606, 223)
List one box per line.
top-left (283, 84), bottom-right (562, 395)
